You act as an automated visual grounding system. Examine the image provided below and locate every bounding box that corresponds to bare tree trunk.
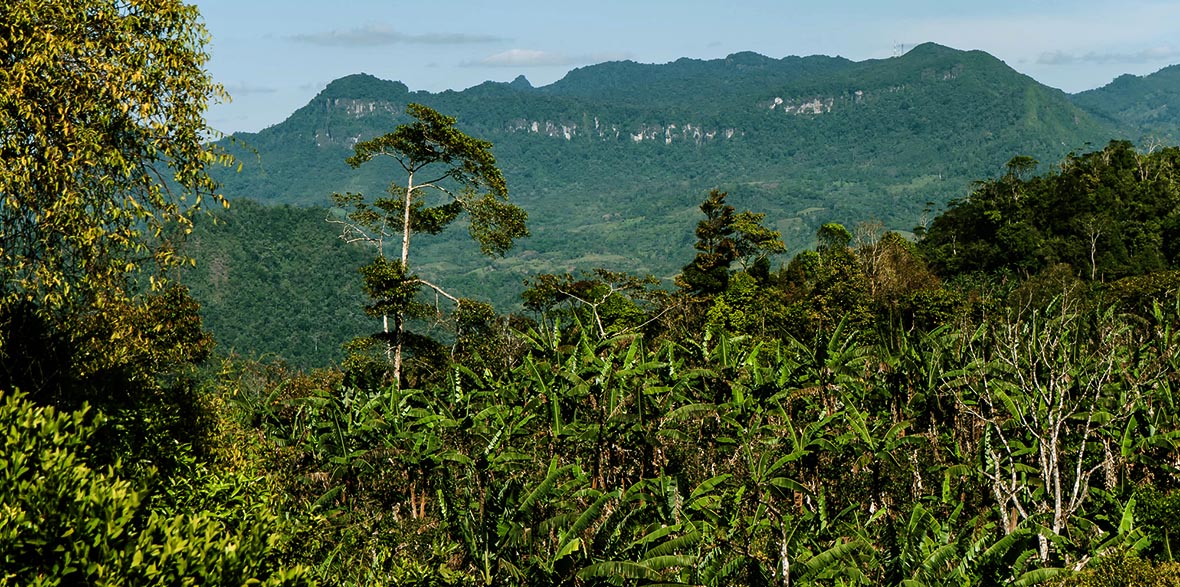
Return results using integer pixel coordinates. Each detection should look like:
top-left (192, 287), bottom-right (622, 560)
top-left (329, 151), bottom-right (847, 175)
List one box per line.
top-left (383, 314), bottom-right (391, 361)
top-left (402, 171), bottom-right (414, 267)
top-left (1089, 231), bottom-right (1100, 281)
top-left (393, 313), bottom-right (404, 386)
top-left (393, 171), bottom-right (415, 386)
top-left (963, 303), bottom-right (1127, 565)
top-left (780, 533), bottom-right (790, 587)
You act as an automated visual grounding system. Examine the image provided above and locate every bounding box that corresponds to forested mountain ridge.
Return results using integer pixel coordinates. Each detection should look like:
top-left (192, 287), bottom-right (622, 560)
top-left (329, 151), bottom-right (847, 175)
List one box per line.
top-left (216, 42), bottom-right (1113, 212)
top-left (188, 43), bottom-right (1176, 366)
top-left (1072, 64), bottom-right (1180, 143)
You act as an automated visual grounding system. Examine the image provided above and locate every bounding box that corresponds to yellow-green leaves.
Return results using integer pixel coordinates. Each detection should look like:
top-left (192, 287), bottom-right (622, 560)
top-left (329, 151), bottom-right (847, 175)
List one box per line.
top-left (0, 0), bottom-right (229, 483)
top-left (0, 0), bottom-right (226, 308)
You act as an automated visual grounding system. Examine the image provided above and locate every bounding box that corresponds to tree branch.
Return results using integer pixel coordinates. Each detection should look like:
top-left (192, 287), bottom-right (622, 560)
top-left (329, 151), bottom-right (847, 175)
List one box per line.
top-left (410, 277), bottom-right (460, 304)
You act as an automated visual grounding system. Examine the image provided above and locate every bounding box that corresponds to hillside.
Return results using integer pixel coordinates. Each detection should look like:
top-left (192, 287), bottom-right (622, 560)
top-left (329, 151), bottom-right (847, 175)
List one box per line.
top-left (192, 43), bottom-right (1134, 366)
top-left (1071, 64), bottom-right (1180, 143)
top-left (180, 201), bottom-right (378, 366)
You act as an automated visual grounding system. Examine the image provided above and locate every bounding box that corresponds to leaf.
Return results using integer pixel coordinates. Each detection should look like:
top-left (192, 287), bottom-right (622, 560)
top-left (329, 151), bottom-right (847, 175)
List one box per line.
top-left (644, 529), bottom-right (704, 559)
top-left (561, 490), bottom-right (615, 545)
top-left (664, 402), bottom-right (716, 421)
top-left (768, 476), bottom-right (809, 496)
top-left (554, 537), bottom-right (581, 562)
top-left (993, 388), bottom-right (1023, 421)
top-left (631, 524), bottom-right (680, 549)
top-left (1121, 415), bottom-right (1138, 458)
top-left (641, 554), bottom-right (697, 570)
top-left (1012, 567), bottom-right (1068, 586)
top-left (800, 538), bottom-right (864, 579)
top-left (1118, 494), bottom-right (1136, 536)
top-left (1073, 410), bottom-right (1113, 425)
top-left (518, 457), bottom-right (565, 514)
top-left (974, 528), bottom-right (1028, 566)
top-left (688, 474), bottom-right (730, 503)
top-left (313, 485), bottom-right (344, 511)
top-left (576, 561), bottom-right (660, 581)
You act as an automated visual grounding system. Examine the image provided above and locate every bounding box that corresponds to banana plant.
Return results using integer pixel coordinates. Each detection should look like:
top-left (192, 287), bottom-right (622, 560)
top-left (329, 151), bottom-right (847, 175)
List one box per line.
top-left (436, 456), bottom-right (587, 585)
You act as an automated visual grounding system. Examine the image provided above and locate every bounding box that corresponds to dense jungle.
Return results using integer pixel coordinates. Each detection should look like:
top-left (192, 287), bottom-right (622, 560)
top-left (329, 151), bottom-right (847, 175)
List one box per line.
top-left (5, 2), bottom-right (1180, 586)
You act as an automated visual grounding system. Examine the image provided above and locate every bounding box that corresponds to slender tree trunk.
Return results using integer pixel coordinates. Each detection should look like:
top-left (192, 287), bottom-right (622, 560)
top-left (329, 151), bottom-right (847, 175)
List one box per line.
top-left (383, 314), bottom-right (391, 362)
top-left (402, 171), bottom-right (414, 267)
top-left (394, 313), bottom-right (404, 386)
top-left (1089, 231), bottom-right (1100, 281)
top-left (393, 171), bottom-right (415, 385)
top-left (780, 533), bottom-right (790, 587)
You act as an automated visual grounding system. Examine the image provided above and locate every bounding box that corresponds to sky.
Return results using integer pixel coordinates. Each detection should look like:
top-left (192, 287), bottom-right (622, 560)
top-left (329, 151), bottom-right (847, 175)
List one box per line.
top-left (192, 0), bottom-right (1180, 134)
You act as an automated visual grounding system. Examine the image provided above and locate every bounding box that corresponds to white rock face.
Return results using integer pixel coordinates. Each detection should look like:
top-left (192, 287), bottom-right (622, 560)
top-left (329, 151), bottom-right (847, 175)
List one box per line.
top-left (506, 118), bottom-right (742, 145)
top-left (331, 98), bottom-right (397, 118)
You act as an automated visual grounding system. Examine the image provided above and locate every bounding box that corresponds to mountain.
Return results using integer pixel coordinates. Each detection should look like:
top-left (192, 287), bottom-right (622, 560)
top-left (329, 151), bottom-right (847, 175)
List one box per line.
top-left (191, 43), bottom-right (1143, 367)
top-left (216, 43), bottom-right (1113, 215)
top-left (1071, 64), bottom-right (1180, 143)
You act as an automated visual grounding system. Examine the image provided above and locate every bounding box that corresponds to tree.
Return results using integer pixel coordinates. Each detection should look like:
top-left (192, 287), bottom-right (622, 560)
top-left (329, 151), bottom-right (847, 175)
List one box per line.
top-left (522, 269), bottom-right (662, 341)
top-left (0, 0), bottom-right (228, 468)
top-left (774, 223), bottom-right (872, 338)
top-left (677, 190), bottom-right (785, 296)
top-left (330, 103), bottom-right (528, 384)
top-left (952, 300), bottom-right (1140, 564)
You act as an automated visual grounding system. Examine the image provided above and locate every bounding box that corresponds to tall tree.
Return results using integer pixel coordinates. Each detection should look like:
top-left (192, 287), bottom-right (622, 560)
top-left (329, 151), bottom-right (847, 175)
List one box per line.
top-left (0, 0), bottom-right (227, 465)
top-left (677, 190), bottom-right (785, 295)
top-left (330, 103), bottom-right (528, 384)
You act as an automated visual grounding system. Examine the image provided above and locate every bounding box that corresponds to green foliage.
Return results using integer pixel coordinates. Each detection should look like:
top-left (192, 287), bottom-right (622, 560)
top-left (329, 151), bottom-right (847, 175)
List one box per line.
top-left (1045, 555), bottom-right (1180, 587)
top-left (816, 222), bottom-right (853, 253)
top-left (31, 3), bottom-right (1180, 587)
top-left (920, 141), bottom-right (1180, 281)
top-left (0, 392), bottom-right (312, 586)
top-left (1072, 65), bottom-right (1180, 144)
top-left (347, 103), bottom-right (507, 199)
top-left (1, 0), bottom-right (226, 308)
top-left (523, 268), bottom-right (662, 341)
top-left (1135, 487), bottom-right (1180, 561)
top-left (678, 189), bottom-right (786, 296)
top-left (201, 43), bottom-right (1132, 361)
top-left (180, 200), bottom-right (377, 368)
top-left (222, 282), bottom-right (1180, 583)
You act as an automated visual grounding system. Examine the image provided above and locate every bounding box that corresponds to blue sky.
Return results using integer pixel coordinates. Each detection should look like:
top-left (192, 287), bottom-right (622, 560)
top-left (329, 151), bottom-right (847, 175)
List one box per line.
top-left (193, 0), bottom-right (1180, 134)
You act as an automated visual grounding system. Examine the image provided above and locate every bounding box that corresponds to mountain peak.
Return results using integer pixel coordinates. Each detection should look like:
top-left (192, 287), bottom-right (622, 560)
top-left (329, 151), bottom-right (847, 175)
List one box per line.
top-left (318, 73), bottom-right (409, 101)
top-left (510, 74), bottom-right (534, 90)
top-left (903, 42), bottom-right (960, 57)
top-left (723, 51), bottom-right (775, 67)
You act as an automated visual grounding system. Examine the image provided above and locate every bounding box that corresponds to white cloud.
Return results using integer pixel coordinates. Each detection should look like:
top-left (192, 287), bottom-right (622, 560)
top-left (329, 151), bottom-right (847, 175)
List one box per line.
top-left (289, 25), bottom-right (504, 47)
top-left (222, 82), bottom-right (278, 96)
top-left (1038, 46), bottom-right (1180, 65)
top-left (466, 49), bottom-right (632, 68)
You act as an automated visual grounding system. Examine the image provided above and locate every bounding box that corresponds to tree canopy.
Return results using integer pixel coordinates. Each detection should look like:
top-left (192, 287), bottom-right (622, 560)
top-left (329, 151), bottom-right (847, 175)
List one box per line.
top-left (331, 103), bottom-right (528, 384)
top-left (0, 1), bottom-right (308, 584)
top-left (1, 0), bottom-right (227, 304)
top-left (919, 141), bottom-right (1180, 281)
top-left (0, 0), bottom-right (229, 469)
